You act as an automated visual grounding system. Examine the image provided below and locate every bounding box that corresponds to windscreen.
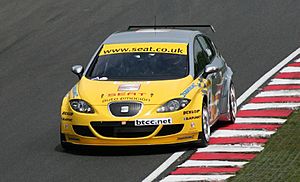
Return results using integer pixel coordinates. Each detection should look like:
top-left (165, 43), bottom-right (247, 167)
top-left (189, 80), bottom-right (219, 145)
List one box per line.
top-left (86, 43), bottom-right (189, 81)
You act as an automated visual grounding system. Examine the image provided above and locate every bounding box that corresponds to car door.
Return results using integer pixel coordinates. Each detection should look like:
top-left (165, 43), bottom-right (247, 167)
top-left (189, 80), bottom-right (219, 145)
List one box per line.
top-left (193, 37), bottom-right (217, 123)
top-left (197, 35), bottom-right (225, 121)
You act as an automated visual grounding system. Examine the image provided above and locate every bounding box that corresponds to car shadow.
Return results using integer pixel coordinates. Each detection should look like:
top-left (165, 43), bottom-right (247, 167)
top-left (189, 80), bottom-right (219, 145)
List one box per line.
top-left (54, 142), bottom-right (197, 156)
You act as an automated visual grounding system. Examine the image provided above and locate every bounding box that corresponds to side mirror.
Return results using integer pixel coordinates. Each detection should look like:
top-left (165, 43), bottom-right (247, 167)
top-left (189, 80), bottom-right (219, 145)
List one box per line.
top-left (203, 65), bottom-right (219, 78)
top-left (71, 65), bottom-right (84, 79)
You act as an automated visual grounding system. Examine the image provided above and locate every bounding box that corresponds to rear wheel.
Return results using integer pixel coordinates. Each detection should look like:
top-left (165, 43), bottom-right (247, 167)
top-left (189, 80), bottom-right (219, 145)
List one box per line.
top-left (196, 103), bottom-right (210, 147)
top-left (228, 83), bottom-right (237, 123)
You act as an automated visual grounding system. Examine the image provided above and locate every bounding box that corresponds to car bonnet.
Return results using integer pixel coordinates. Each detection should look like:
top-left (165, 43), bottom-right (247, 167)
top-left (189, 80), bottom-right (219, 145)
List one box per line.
top-left (75, 76), bottom-right (194, 106)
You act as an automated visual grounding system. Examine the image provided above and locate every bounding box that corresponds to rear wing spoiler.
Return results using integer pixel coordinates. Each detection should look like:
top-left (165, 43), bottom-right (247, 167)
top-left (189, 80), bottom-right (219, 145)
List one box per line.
top-left (127, 24), bottom-right (216, 33)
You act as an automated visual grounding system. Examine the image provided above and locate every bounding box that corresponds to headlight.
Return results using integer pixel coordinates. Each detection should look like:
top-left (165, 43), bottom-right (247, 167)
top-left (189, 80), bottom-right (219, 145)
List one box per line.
top-left (69, 99), bottom-right (94, 113)
top-left (157, 98), bottom-right (191, 113)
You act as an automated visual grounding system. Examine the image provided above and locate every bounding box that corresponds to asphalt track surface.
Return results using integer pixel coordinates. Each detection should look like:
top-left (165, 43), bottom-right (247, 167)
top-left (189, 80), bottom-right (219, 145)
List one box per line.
top-left (0, 0), bottom-right (300, 181)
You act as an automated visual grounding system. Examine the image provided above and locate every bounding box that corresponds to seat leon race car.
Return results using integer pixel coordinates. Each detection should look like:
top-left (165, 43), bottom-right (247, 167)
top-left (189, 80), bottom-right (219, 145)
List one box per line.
top-left (60, 25), bottom-right (237, 149)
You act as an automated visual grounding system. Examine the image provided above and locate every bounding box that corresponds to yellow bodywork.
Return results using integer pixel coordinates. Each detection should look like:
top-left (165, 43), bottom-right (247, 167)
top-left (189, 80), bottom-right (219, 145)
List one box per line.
top-left (60, 42), bottom-right (212, 146)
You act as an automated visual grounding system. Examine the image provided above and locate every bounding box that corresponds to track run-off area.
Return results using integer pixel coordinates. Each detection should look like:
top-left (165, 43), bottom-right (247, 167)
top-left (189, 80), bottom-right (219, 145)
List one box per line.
top-left (155, 49), bottom-right (300, 182)
top-left (1, 1), bottom-right (300, 182)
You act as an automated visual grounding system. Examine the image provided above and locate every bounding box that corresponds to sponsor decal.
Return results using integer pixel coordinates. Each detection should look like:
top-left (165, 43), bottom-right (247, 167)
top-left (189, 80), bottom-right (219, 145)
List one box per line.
top-left (180, 83), bottom-right (196, 97)
top-left (135, 118), bottom-right (172, 126)
top-left (183, 109), bottom-right (200, 115)
top-left (101, 92), bottom-right (151, 103)
top-left (62, 112), bottom-right (73, 116)
top-left (113, 81), bottom-right (150, 84)
top-left (184, 115), bottom-right (201, 121)
top-left (99, 43), bottom-right (188, 56)
top-left (180, 80), bottom-right (207, 98)
top-left (106, 92), bottom-right (146, 97)
top-left (62, 118), bottom-right (72, 121)
top-left (102, 97), bottom-right (150, 103)
top-left (197, 78), bottom-right (207, 88)
top-left (118, 84), bottom-right (141, 91)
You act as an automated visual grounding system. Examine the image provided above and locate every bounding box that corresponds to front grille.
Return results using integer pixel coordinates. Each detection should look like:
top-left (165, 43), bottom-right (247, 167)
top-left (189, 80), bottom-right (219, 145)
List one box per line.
top-left (109, 102), bottom-right (142, 117)
top-left (72, 125), bottom-right (95, 137)
top-left (156, 124), bottom-right (184, 136)
top-left (90, 121), bottom-right (157, 138)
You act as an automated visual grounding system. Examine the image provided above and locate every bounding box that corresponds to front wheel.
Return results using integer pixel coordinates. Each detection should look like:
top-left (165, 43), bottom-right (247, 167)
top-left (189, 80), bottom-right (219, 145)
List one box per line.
top-left (196, 103), bottom-right (210, 147)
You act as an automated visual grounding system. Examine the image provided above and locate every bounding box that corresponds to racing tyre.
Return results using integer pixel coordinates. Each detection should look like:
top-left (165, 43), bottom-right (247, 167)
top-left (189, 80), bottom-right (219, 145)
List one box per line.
top-left (228, 83), bottom-right (237, 124)
top-left (196, 103), bottom-right (210, 147)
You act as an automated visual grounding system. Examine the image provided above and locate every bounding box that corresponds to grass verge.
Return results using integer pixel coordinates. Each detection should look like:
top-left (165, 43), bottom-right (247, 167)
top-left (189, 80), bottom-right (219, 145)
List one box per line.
top-left (229, 111), bottom-right (300, 182)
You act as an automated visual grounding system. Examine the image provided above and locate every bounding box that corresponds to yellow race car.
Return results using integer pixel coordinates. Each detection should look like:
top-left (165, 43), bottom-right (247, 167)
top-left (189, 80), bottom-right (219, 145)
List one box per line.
top-left (60, 25), bottom-right (237, 149)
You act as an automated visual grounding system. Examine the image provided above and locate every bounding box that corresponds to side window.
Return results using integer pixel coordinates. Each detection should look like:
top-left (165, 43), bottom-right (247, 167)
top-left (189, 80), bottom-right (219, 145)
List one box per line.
top-left (197, 36), bottom-right (215, 61)
top-left (193, 39), bottom-right (209, 78)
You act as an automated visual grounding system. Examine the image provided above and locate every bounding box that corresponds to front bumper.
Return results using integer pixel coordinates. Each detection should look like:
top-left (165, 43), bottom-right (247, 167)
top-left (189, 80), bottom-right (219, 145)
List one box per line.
top-left (61, 104), bottom-right (203, 146)
top-left (61, 123), bottom-right (200, 146)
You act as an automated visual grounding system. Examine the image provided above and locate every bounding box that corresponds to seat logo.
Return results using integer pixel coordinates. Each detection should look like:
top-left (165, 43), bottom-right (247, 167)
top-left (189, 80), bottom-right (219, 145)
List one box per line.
top-left (120, 106), bottom-right (129, 113)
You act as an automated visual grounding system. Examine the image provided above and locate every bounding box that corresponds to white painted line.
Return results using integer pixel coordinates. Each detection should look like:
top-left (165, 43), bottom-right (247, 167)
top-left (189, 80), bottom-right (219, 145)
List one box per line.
top-left (211, 130), bottom-right (275, 138)
top-left (142, 151), bottom-right (185, 182)
top-left (179, 160), bottom-right (248, 168)
top-left (256, 90), bottom-right (300, 97)
top-left (235, 117), bottom-right (286, 124)
top-left (143, 48), bottom-right (300, 182)
top-left (196, 144), bottom-right (264, 153)
top-left (241, 103), bottom-right (300, 110)
top-left (280, 67), bottom-right (300, 72)
top-left (237, 48), bottom-right (300, 106)
top-left (160, 175), bottom-right (235, 182)
top-left (269, 79), bottom-right (300, 85)
top-left (295, 58), bottom-right (300, 62)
